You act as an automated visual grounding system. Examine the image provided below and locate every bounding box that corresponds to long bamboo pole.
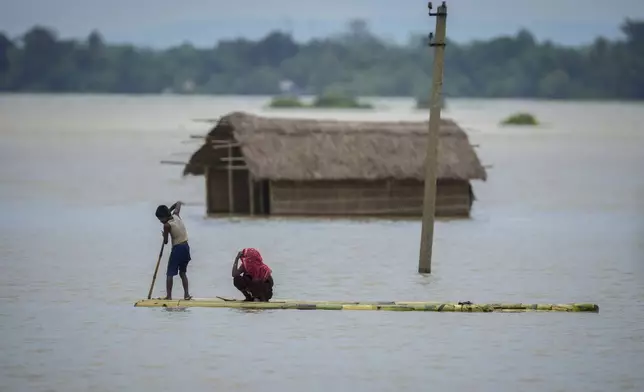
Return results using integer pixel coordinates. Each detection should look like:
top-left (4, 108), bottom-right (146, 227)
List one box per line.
top-left (147, 241), bottom-right (165, 299)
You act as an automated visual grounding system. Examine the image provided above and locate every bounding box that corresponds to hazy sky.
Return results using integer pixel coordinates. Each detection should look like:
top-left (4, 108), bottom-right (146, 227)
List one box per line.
top-left (2, 0), bottom-right (644, 47)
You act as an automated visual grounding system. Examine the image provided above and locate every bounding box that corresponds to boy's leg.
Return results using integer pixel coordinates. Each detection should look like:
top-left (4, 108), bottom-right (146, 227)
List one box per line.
top-left (165, 247), bottom-right (179, 300)
top-left (165, 276), bottom-right (173, 300)
top-left (179, 261), bottom-right (191, 300)
top-left (180, 244), bottom-right (192, 300)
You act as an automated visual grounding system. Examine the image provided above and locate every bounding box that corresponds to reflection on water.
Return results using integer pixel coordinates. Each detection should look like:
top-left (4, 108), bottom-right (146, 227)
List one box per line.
top-left (0, 94), bottom-right (643, 392)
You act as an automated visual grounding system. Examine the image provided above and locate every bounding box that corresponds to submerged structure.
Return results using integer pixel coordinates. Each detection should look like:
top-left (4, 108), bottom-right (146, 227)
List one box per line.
top-left (183, 111), bottom-right (487, 218)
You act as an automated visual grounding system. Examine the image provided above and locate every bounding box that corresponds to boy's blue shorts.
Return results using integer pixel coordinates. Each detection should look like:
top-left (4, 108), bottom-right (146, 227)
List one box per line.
top-left (167, 242), bottom-right (191, 277)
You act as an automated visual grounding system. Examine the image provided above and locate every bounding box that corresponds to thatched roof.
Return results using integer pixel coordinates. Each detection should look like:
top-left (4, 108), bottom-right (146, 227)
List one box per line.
top-left (184, 111), bottom-right (487, 181)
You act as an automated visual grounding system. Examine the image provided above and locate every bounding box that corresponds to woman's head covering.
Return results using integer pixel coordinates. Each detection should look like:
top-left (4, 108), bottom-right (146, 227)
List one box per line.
top-left (240, 248), bottom-right (272, 281)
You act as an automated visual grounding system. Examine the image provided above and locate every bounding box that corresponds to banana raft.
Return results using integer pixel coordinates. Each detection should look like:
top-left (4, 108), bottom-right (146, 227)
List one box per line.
top-left (133, 297), bottom-right (599, 313)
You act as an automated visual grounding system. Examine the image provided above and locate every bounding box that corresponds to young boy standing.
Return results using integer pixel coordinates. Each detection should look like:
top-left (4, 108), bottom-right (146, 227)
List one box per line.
top-left (155, 201), bottom-right (192, 300)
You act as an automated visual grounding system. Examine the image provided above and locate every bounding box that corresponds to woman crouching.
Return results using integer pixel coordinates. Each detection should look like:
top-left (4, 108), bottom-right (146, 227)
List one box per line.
top-left (232, 248), bottom-right (274, 302)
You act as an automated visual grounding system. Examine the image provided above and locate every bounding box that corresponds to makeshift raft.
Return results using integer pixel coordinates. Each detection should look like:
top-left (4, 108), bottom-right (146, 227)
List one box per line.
top-left (133, 297), bottom-right (599, 313)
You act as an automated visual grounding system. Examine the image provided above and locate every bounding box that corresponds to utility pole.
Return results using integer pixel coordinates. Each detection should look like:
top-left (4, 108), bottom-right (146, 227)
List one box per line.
top-left (418, 1), bottom-right (448, 274)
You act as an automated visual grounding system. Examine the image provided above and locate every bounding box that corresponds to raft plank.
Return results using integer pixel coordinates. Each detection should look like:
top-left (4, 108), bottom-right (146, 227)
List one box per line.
top-left (133, 298), bottom-right (599, 313)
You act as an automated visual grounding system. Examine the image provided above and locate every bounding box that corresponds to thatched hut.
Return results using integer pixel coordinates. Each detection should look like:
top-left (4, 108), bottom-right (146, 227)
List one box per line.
top-left (183, 111), bottom-right (487, 218)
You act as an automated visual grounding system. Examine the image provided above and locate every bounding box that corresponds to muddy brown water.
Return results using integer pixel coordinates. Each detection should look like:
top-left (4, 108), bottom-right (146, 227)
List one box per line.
top-left (1, 94), bottom-right (643, 392)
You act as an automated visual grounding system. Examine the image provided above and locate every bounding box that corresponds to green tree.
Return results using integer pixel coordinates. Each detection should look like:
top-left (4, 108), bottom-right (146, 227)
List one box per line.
top-left (0, 19), bottom-right (643, 99)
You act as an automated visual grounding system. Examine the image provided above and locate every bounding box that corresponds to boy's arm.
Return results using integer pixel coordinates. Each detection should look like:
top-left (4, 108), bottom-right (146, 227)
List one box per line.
top-left (169, 201), bottom-right (183, 216)
top-left (162, 223), bottom-right (170, 245)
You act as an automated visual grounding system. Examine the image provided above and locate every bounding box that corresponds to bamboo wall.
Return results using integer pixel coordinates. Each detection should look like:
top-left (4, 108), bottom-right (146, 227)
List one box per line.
top-left (205, 167), bottom-right (266, 215)
top-left (205, 167), bottom-right (228, 214)
top-left (269, 179), bottom-right (473, 217)
top-left (206, 164), bottom-right (474, 218)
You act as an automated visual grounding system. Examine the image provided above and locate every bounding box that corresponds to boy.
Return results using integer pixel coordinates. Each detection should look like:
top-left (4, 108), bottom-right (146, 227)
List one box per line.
top-left (155, 201), bottom-right (192, 300)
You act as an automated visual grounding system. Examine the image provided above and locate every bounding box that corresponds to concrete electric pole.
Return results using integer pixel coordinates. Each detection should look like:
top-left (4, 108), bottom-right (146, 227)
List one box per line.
top-left (418, 1), bottom-right (448, 274)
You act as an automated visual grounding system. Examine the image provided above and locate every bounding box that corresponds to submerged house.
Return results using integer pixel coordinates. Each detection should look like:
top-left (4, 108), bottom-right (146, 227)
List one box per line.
top-left (183, 111), bottom-right (487, 218)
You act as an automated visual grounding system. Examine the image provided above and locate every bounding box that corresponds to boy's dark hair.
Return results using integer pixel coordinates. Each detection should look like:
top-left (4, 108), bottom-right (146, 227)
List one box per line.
top-left (155, 205), bottom-right (171, 219)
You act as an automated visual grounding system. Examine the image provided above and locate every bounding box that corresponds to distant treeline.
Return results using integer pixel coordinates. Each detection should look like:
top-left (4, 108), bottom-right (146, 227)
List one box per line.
top-left (1, 19), bottom-right (643, 99)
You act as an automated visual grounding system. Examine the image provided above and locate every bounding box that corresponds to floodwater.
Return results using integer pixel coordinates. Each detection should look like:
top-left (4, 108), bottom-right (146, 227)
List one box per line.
top-left (0, 93), bottom-right (643, 392)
